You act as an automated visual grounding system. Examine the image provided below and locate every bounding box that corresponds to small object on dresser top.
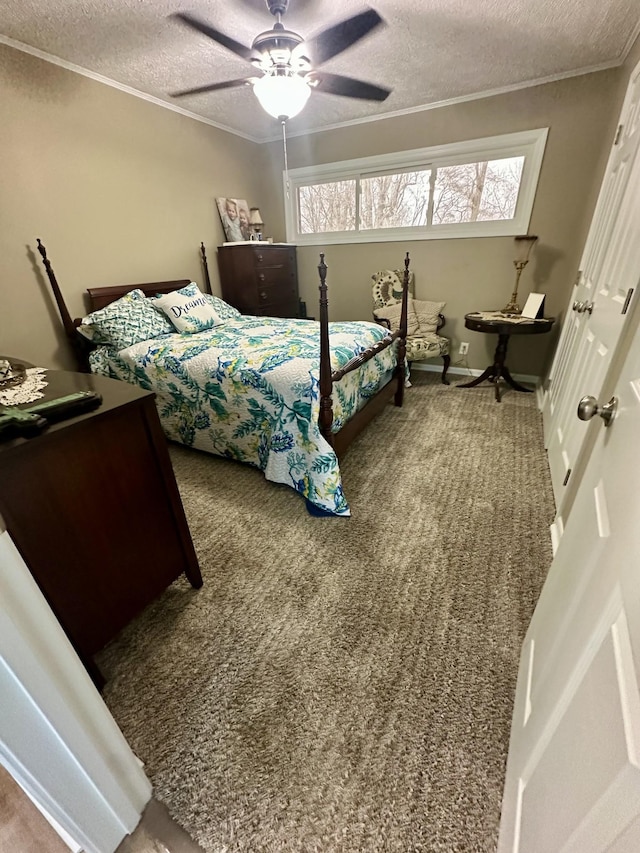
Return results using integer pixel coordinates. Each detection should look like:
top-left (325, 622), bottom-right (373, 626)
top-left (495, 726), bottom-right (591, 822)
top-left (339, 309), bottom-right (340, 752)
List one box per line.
top-left (470, 311), bottom-right (536, 324)
top-left (0, 359), bottom-right (26, 389)
top-left (0, 391), bottom-right (102, 440)
top-left (0, 366), bottom-right (47, 405)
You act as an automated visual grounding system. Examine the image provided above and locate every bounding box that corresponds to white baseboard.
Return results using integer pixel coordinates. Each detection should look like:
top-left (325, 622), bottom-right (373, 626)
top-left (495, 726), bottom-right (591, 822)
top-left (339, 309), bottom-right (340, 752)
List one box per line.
top-left (411, 362), bottom-right (541, 387)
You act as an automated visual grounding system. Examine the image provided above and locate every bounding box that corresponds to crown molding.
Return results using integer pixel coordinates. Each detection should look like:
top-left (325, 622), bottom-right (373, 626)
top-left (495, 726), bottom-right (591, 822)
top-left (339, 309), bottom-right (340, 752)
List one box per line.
top-left (621, 19), bottom-right (640, 62)
top-left (0, 34), bottom-right (263, 144)
top-left (269, 60), bottom-right (622, 143)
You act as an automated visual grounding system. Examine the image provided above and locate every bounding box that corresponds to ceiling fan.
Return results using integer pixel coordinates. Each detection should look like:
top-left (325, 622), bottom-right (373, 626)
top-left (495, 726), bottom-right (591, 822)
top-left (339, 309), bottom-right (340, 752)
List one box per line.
top-left (169, 0), bottom-right (392, 120)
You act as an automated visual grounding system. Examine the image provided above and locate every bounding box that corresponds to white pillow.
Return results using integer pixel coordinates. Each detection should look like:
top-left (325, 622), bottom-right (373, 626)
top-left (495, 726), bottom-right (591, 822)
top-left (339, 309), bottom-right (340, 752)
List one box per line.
top-left (374, 300), bottom-right (420, 335)
top-left (153, 282), bottom-right (221, 333)
top-left (413, 299), bottom-right (445, 334)
top-left (374, 298), bottom-right (445, 335)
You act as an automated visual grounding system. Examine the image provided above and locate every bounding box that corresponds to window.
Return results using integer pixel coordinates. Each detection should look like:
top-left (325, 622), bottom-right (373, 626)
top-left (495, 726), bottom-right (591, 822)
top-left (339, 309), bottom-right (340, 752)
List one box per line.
top-left (284, 129), bottom-right (547, 245)
top-left (299, 180), bottom-right (356, 233)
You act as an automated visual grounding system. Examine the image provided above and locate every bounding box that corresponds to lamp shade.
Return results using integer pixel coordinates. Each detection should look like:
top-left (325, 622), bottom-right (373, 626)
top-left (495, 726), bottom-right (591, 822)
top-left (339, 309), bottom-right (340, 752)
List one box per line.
top-left (253, 73), bottom-right (311, 119)
top-left (514, 234), bottom-right (538, 264)
top-left (249, 208), bottom-right (263, 228)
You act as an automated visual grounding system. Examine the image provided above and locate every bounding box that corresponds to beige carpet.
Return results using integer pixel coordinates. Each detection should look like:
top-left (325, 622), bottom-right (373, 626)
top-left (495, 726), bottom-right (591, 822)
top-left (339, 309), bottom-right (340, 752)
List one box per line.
top-left (98, 373), bottom-right (555, 853)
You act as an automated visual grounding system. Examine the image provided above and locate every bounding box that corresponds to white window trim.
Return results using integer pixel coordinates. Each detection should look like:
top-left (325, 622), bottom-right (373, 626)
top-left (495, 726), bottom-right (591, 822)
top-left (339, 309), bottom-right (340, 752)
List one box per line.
top-left (284, 128), bottom-right (548, 245)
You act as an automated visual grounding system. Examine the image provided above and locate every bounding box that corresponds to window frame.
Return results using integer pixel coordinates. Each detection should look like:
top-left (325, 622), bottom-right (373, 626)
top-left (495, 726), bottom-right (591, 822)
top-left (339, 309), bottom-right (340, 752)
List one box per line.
top-left (283, 128), bottom-right (548, 245)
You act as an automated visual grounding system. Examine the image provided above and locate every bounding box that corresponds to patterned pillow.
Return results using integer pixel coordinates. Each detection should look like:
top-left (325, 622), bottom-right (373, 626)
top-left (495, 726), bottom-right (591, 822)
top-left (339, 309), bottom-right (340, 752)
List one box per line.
top-left (153, 283), bottom-right (221, 333)
top-left (204, 294), bottom-right (241, 320)
top-left (77, 289), bottom-right (174, 350)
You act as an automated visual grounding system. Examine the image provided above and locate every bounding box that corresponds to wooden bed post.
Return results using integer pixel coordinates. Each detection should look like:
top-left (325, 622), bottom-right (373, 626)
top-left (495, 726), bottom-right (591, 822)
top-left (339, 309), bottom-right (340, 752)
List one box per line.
top-left (394, 252), bottom-right (410, 406)
top-left (317, 254), bottom-right (334, 446)
top-left (37, 239), bottom-right (75, 341)
top-left (200, 242), bottom-right (212, 294)
top-left (36, 239), bottom-right (89, 372)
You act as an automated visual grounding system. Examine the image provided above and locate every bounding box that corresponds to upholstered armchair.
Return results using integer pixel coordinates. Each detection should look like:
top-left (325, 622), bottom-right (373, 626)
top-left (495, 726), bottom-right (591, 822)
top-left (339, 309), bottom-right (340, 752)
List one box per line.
top-left (371, 269), bottom-right (451, 384)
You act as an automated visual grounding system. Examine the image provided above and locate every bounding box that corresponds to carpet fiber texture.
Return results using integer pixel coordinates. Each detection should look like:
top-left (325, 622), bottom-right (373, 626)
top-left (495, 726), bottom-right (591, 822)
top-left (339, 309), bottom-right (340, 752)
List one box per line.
top-left (98, 373), bottom-right (555, 853)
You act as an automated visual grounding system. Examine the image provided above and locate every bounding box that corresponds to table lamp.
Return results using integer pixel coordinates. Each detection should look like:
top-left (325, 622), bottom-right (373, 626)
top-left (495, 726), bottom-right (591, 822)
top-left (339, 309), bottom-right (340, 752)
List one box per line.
top-left (249, 208), bottom-right (264, 240)
top-left (503, 235), bottom-right (538, 314)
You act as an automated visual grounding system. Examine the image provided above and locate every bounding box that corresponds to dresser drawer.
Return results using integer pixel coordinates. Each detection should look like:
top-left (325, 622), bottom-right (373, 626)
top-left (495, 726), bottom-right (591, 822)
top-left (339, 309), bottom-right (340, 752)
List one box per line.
top-left (255, 279), bottom-right (298, 308)
top-left (254, 265), bottom-right (295, 289)
top-left (256, 300), bottom-right (299, 318)
top-left (251, 247), bottom-right (294, 268)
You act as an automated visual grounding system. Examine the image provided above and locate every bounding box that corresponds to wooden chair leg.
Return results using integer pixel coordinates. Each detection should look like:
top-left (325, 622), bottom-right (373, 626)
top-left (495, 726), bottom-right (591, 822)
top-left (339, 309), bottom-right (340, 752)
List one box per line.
top-left (441, 353), bottom-right (451, 385)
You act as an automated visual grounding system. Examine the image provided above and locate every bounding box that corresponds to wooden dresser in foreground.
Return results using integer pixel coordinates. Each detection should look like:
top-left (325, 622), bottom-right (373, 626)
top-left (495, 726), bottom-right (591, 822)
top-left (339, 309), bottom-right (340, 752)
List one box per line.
top-left (0, 369), bottom-right (202, 686)
top-left (217, 243), bottom-right (300, 318)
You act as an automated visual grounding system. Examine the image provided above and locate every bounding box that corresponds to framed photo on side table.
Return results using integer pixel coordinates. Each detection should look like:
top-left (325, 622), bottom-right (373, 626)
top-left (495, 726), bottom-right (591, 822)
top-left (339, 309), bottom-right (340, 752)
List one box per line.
top-left (521, 292), bottom-right (546, 319)
top-left (216, 197), bottom-right (252, 242)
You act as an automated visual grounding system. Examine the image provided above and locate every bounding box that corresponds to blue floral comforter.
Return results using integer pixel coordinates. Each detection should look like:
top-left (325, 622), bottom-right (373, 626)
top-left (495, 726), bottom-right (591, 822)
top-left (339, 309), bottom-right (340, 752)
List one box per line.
top-left (89, 316), bottom-right (398, 515)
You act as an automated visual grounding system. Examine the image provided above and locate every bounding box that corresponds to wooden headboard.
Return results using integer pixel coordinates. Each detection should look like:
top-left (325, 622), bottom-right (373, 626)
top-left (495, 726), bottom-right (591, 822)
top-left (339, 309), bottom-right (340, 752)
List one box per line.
top-left (37, 239), bottom-right (213, 371)
top-left (86, 280), bottom-right (192, 312)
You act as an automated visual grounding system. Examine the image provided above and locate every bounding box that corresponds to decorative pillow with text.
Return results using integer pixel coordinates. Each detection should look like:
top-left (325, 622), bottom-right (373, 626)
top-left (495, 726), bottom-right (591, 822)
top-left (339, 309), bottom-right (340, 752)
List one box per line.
top-left (153, 283), bottom-right (221, 333)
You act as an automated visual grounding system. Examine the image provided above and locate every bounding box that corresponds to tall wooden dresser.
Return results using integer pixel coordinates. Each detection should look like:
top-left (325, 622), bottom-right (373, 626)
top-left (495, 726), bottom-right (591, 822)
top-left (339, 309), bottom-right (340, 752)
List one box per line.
top-left (0, 368), bottom-right (202, 685)
top-left (217, 243), bottom-right (300, 318)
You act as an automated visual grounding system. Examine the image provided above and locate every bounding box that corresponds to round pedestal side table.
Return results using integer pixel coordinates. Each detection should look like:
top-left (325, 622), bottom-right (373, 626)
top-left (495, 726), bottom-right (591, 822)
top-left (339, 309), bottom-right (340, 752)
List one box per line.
top-left (457, 312), bottom-right (554, 403)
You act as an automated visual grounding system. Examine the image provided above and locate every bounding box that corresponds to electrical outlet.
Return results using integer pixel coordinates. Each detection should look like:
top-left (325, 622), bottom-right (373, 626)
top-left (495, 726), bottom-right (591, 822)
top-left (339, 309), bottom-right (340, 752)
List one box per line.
top-left (459, 342), bottom-right (469, 356)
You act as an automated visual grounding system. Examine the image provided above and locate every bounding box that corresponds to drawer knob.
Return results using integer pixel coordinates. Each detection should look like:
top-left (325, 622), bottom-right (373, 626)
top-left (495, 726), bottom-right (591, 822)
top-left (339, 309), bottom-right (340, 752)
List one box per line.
top-left (258, 273), bottom-right (265, 281)
top-left (260, 291), bottom-right (267, 300)
top-left (257, 254), bottom-right (263, 262)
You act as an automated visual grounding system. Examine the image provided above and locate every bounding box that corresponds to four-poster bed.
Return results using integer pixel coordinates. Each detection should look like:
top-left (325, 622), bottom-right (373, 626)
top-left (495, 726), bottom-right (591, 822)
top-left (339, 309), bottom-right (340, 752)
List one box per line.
top-left (37, 240), bottom-right (410, 515)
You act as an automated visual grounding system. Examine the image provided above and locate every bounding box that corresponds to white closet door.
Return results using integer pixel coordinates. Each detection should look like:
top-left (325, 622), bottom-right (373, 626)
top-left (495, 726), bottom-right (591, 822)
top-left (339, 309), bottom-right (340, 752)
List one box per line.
top-left (499, 301), bottom-right (640, 853)
top-left (543, 61), bottom-right (640, 528)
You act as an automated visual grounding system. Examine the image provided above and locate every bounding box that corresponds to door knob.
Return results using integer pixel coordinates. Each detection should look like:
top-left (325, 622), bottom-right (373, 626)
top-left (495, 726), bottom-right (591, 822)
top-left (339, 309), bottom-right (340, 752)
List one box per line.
top-left (577, 395), bottom-right (617, 426)
top-left (572, 301), bottom-right (583, 311)
top-left (584, 301), bottom-right (594, 314)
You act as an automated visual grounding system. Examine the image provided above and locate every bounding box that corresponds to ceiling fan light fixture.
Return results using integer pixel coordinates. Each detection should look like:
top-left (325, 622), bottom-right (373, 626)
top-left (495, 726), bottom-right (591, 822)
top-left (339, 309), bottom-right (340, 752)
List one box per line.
top-left (253, 72), bottom-right (310, 119)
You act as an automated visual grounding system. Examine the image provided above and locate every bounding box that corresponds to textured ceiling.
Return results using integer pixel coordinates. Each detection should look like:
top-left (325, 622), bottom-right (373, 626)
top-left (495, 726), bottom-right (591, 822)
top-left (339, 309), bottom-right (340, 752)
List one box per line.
top-left (1, 0), bottom-right (639, 141)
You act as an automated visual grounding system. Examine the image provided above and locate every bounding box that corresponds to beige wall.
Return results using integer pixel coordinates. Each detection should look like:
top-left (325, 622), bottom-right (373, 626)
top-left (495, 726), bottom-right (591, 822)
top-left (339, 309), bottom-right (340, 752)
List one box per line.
top-left (0, 43), bottom-right (268, 369)
top-left (3, 37), bottom-right (638, 378)
top-left (262, 69), bottom-right (625, 376)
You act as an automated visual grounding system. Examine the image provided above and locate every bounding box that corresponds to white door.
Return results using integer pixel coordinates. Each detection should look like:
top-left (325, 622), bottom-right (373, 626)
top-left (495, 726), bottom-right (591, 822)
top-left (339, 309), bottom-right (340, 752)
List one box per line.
top-left (541, 271), bottom-right (588, 448)
top-left (499, 312), bottom-right (640, 851)
top-left (544, 60), bottom-right (640, 524)
top-left (0, 525), bottom-right (152, 853)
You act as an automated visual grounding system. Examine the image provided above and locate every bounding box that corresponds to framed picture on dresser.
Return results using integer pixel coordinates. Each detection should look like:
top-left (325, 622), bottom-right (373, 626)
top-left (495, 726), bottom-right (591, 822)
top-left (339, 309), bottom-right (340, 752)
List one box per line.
top-left (216, 197), bottom-right (251, 242)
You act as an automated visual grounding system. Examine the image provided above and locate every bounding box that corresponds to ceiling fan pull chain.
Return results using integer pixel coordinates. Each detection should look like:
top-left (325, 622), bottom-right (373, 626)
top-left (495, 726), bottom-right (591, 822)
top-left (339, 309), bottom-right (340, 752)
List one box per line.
top-left (281, 118), bottom-right (291, 199)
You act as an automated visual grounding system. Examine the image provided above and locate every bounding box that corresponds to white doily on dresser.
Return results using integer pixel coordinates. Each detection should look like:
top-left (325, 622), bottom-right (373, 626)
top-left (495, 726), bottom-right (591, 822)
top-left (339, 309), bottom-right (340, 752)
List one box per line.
top-left (0, 368), bottom-right (48, 405)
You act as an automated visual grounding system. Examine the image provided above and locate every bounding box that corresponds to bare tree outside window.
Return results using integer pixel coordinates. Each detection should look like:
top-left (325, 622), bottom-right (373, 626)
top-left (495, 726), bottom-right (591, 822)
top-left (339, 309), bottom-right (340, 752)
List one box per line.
top-left (298, 180), bottom-right (356, 233)
top-left (360, 170), bottom-right (431, 229)
top-left (432, 156), bottom-right (524, 225)
top-left (296, 156), bottom-right (525, 235)
top-left (477, 157), bottom-right (524, 221)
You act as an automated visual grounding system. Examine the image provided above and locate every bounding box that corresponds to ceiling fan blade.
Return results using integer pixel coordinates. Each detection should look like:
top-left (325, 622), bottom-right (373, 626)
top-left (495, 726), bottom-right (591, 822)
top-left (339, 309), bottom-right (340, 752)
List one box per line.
top-left (170, 12), bottom-right (260, 63)
top-left (170, 78), bottom-right (254, 98)
top-left (297, 8), bottom-right (384, 66)
top-left (310, 72), bottom-right (391, 102)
